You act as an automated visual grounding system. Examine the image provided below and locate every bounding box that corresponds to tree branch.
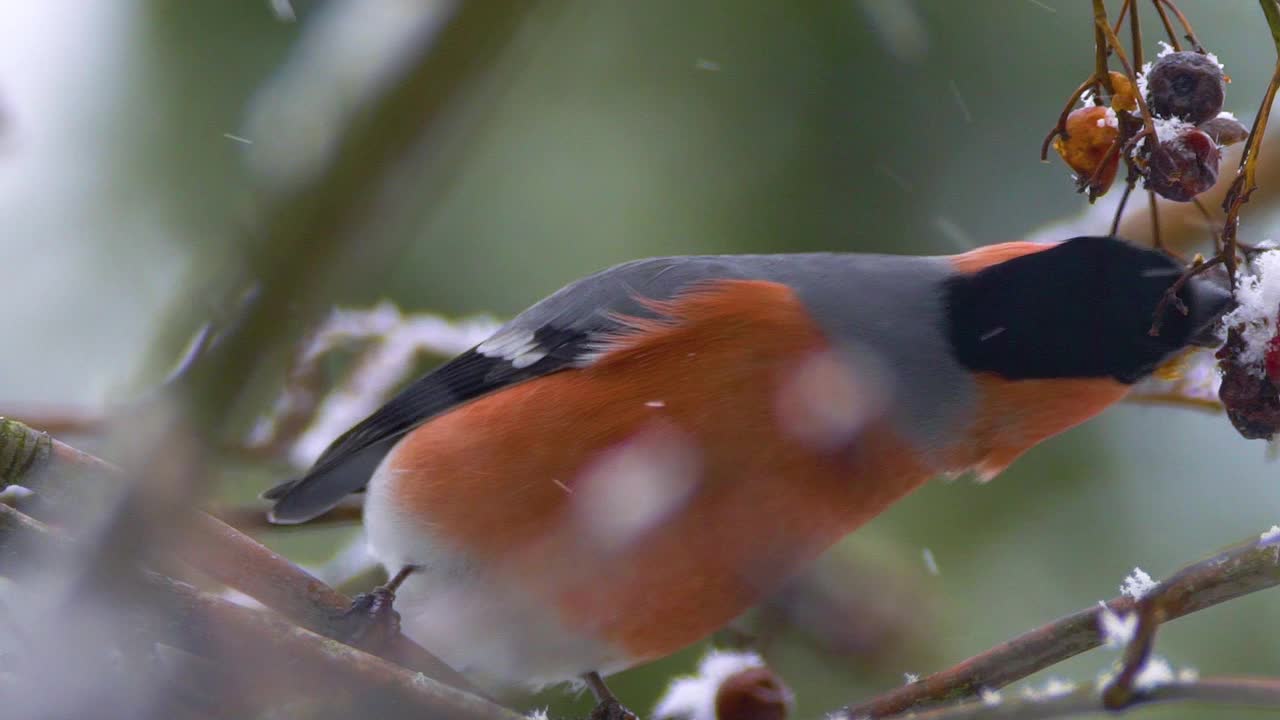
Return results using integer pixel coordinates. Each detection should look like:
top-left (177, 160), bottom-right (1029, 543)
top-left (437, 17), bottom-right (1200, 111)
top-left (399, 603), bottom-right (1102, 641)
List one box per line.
top-left (844, 528), bottom-right (1280, 718)
top-left (858, 676), bottom-right (1280, 720)
top-left (0, 417), bottom-right (475, 693)
top-left (0, 504), bottom-right (521, 720)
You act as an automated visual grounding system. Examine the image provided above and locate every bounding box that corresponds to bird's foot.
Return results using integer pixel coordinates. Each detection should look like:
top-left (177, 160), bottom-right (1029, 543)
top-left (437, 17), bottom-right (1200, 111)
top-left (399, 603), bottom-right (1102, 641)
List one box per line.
top-left (584, 672), bottom-right (637, 720)
top-left (330, 566), bottom-right (416, 653)
top-left (332, 586), bottom-right (401, 651)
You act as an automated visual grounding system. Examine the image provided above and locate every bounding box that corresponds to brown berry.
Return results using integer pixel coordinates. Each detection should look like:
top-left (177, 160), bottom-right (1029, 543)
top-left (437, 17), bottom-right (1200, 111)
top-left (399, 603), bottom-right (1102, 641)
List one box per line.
top-left (714, 667), bottom-right (793, 720)
top-left (1146, 51), bottom-right (1225, 124)
top-left (1198, 115), bottom-right (1249, 146)
top-left (1052, 106), bottom-right (1120, 199)
top-left (1146, 129), bottom-right (1220, 202)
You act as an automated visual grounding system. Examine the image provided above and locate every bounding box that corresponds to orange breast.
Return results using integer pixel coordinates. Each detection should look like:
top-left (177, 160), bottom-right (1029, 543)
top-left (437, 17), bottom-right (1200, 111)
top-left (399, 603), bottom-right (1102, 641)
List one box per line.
top-left (941, 239), bottom-right (1132, 477)
top-left (947, 375), bottom-right (1130, 480)
top-left (383, 280), bottom-right (934, 661)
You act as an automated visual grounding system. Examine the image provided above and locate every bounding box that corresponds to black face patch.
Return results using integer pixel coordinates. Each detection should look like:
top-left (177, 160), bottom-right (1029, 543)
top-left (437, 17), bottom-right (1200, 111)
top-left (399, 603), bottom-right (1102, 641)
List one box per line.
top-left (945, 236), bottom-right (1228, 383)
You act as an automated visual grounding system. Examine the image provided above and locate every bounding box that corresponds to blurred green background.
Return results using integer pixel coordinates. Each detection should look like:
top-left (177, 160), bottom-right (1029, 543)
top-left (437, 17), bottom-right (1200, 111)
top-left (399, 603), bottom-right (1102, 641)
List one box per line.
top-left (2, 1), bottom-right (1278, 718)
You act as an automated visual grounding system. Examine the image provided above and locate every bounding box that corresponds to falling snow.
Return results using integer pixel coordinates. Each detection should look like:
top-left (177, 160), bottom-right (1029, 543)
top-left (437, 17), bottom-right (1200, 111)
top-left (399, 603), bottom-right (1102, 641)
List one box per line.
top-left (922, 548), bottom-right (940, 576)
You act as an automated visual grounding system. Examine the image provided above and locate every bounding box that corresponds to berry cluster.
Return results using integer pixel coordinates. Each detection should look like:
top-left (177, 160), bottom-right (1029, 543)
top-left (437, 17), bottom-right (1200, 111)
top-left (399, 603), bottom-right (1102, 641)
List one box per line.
top-left (1140, 51), bottom-right (1241, 202)
top-left (1051, 49), bottom-right (1247, 203)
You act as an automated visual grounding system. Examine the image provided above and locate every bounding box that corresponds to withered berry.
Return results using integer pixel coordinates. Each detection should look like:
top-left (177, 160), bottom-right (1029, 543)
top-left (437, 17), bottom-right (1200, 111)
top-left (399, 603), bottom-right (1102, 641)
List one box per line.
top-left (1218, 328), bottom-right (1280, 439)
top-left (1198, 114), bottom-right (1249, 146)
top-left (1053, 106), bottom-right (1120, 199)
top-left (1146, 129), bottom-right (1220, 202)
top-left (1146, 51), bottom-right (1225, 124)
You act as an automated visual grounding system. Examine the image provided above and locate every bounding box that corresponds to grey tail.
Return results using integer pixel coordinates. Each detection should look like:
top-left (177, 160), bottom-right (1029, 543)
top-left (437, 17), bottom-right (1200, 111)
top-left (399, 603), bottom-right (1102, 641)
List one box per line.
top-left (263, 440), bottom-right (395, 524)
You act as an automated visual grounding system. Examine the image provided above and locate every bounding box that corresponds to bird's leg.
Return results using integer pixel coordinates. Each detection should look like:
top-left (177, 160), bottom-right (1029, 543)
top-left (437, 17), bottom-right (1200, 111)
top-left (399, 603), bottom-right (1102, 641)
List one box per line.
top-left (584, 671), bottom-right (637, 720)
top-left (331, 565), bottom-right (417, 653)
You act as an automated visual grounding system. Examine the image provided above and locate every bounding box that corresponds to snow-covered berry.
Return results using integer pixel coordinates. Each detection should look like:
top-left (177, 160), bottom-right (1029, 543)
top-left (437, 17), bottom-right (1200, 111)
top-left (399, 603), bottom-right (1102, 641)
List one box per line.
top-left (1146, 129), bottom-right (1220, 202)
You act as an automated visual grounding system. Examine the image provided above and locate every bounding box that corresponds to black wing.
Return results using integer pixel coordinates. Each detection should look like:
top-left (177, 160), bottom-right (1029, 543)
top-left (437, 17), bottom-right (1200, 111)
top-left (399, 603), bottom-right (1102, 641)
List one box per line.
top-left (264, 254), bottom-right (759, 524)
top-left (264, 325), bottom-right (588, 524)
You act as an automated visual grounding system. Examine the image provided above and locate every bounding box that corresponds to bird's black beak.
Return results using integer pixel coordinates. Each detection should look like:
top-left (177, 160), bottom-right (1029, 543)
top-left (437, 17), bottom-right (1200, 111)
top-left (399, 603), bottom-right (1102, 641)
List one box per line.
top-left (1184, 274), bottom-right (1233, 347)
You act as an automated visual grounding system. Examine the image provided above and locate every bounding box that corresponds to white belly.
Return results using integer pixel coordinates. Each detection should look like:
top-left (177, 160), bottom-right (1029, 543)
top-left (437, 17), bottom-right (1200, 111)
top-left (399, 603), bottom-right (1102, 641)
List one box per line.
top-left (362, 454), bottom-right (631, 690)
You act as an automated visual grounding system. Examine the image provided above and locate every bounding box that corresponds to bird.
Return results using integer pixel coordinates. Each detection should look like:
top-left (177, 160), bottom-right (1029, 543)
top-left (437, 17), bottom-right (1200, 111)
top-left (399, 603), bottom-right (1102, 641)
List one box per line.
top-left (264, 235), bottom-right (1230, 700)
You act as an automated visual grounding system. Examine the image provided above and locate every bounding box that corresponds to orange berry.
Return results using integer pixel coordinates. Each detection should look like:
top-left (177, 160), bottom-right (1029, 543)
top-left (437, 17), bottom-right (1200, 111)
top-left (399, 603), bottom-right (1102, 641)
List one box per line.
top-left (1109, 71), bottom-right (1138, 112)
top-left (1053, 106), bottom-right (1121, 199)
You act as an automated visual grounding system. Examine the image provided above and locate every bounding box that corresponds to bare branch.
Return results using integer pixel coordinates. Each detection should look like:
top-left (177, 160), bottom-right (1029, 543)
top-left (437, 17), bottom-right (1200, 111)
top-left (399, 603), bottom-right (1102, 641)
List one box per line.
top-left (0, 417), bottom-right (475, 693)
top-left (0, 504), bottom-right (521, 720)
top-left (844, 529), bottom-right (1280, 718)
top-left (861, 676), bottom-right (1280, 720)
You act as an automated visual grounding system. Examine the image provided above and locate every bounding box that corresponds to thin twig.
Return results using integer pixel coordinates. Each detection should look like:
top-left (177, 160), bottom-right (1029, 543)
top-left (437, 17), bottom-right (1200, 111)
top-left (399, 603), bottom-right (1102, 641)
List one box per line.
top-left (1220, 0), bottom-right (1280, 283)
top-left (1153, 0), bottom-right (1204, 52)
top-left (868, 677), bottom-right (1280, 720)
top-left (1149, 255), bottom-right (1222, 336)
top-left (1113, 0), bottom-right (1131, 33)
top-left (1110, 177), bottom-right (1137, 236)
top-left (1129, 0), bottom-right (1143, 69)
top-left (1151, 0), bottom-right (1182, 51)
top-left (1093, 1), bottom-right (1117, 96)
top-left (844, 528), bottom-right (1280, 718)
top-left (1096, 10), bottom-right (1158, 145)
top-left (1040, 78), bottom-right (1102, 161)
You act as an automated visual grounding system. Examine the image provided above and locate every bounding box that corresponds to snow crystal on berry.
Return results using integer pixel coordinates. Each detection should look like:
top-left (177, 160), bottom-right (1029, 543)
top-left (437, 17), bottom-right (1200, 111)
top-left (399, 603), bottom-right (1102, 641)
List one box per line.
top-left (1097, 107), bottom-right (1119, 129)
top-left (654, 650), bottom-right (769, 720)
top-left (1222, 251), bottom-right (1280, 376)
top-left (1151, 115), bottom-right (1196, 142)
top-left (1136, 62), bottom-right (1153, 103)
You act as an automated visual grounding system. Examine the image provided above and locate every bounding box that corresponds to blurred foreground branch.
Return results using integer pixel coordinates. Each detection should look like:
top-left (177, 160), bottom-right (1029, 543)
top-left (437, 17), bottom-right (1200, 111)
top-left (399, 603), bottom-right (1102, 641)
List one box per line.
top-left (845, 528), bottom-right (1280, 718)
top-left (0, 417), bottom-right (475, 693)
top-left (0, 503), bottom-right (520, 720)
top-left (72, 5), bottom-right (548, 675)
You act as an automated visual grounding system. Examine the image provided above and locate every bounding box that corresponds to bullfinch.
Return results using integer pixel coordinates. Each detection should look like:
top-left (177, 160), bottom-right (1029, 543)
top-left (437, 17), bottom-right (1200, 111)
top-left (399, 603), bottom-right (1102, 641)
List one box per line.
top-left (265, 235), bottom-right (1230, 692)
